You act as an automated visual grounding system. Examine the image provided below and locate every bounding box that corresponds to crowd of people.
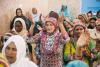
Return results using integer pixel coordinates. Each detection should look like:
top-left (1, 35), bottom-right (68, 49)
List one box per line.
top-left (0, 5), bottom-right (100, 67)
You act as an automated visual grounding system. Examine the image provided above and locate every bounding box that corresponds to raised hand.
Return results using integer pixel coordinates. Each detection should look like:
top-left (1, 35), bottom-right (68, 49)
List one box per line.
top-left (58, 15), bottom-right (64, 24)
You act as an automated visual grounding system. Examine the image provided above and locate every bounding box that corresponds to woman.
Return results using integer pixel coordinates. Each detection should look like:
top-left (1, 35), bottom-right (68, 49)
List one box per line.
top-left (12, 18), bottom-right (28, 40)
top-left (10, 8), bottom-right (31, 30)
top-left (29, 16), bottom-right (70, 67)
top-left (2, 35), bottom-right (38, 67)
top-left (64, 19), bottom-right (97, 67)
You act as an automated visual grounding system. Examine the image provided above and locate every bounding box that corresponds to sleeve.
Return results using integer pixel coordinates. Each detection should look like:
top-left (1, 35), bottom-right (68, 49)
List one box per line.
top-left (59, 33), bottom-right (70, 45)
top-left (32, 32), bottom-right (41, 43)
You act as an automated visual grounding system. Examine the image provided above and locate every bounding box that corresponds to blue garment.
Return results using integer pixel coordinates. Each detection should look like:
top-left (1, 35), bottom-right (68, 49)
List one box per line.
top-left (65, 60), bottom-right (89, 67)
top-left (59, 5), bottom-right (74, 21)
top-left (32, 14), bottom-right (40, 22)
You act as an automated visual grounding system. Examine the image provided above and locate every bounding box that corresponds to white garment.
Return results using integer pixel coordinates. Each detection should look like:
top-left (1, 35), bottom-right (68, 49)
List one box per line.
top-left (12, 18), bottom-right (28, 40)
top-left (88, 28), bottom-right (100, 39)
top-left (2, 35), bottom-right (38, 67)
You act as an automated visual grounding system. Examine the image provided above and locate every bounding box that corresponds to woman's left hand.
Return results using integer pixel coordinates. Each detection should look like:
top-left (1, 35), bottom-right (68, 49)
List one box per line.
top-left (58, 15), bottom-right (65, 24)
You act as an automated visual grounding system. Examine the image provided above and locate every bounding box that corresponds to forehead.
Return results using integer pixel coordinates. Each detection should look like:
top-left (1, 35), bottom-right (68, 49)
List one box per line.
top-left (45, 21), bottom-right (53, 24)
top-left (17, 9), bottom-right (22, 12)
top-left (32, 8), bottom-right (37, 11)
top-left (7, 42), bottom-right (16, 48)
top-left (75, 25), bottom-right (84, 29)
top-left (15, 21), bottom-right (22, 25)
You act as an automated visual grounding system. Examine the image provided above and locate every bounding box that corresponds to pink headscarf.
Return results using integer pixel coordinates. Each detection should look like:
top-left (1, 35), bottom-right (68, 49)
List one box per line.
top-left (43, 17), bottom-right (58, 32)
top-left (73, 19), bottom-right (86, 28)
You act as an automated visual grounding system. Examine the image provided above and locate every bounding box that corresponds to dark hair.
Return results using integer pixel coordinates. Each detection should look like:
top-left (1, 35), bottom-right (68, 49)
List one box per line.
top-left (49, 11), bottom-right (59, 20)
top-left (16, 8), bottom-right (23, 16)
top-left (96, 10), bottom-right (100, 17)
top-left (15, 20), bottom-right (22, 23)
top-left (89, 17), bottom-right (97, 21)
top-left (87, 11), bottom-right (92, 14)
top-left (15, 20), bottom-right (22, 27)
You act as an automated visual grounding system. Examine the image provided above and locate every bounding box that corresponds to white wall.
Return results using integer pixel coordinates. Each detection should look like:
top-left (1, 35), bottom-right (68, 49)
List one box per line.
top-left (0, 0), bottom-right (81, 35)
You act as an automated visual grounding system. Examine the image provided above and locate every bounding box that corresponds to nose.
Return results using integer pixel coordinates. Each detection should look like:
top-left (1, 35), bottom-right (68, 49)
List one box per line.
top-left (77, 29), bottom-right (82, 33)
top-left (6, 49), bottom-right (13, 56)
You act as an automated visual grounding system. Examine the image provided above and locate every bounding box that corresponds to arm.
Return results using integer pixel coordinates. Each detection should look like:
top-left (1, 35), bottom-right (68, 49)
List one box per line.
top-left (58, 16), bottom-right (69, 39)
top-left (28, 13), bottom-right (35, 36)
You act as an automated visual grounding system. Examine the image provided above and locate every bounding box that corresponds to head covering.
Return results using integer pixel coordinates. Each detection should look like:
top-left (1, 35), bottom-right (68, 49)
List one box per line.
top-left (12, 18), bottom-right (28, 39)
top-left (2, 35), bottom-right (37, 67)
top-left (3, 33), bottom-right (13, 44)
top-left (65, 60), bottom-right (89, 67)
top-left (49, 11), bottom-right (59, 20)
top-left (73, 19), bottom-right (85, 27)
top-left (45, 17), bottom-right (58, 28)
top-left (13, 18), bottom-right (27, 31)
top-left (78, 14), bottom-right (88, 24)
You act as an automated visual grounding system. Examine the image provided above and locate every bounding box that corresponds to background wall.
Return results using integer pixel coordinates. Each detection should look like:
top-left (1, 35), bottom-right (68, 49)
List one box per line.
top-left (0, 0), bottom-right (81, 36)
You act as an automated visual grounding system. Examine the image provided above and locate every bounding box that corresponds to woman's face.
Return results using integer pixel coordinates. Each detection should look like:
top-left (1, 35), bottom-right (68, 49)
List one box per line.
top-left (5, 42), bottom-right (17, 64)
top-left (97, 12), bottom-right (100, 18)
top-left (87, 13), bottom-right (92, 19)
top-left (45, 21), bottom-right (55, 33)
top-left (16, 10), bottom-right (22, 16)
top-left (78, 15), bottom-right (85, 23)
top-left (15, 21), bottom-right (23, 33)
top-left (96, 24), bottom-right (100, 32)
top-left (74, 25), bottom-right (85, 37)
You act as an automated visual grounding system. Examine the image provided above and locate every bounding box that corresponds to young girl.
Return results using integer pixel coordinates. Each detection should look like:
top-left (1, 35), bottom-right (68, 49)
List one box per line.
top-left (29, 16), bottom-right (70, 67)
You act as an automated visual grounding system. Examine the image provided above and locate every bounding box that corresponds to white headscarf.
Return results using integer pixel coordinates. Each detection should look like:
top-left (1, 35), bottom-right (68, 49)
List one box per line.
top-left (13, 18), bottom-right (27, 30)
top-left (12, 18), bottom-right (28, 39)
top-left (2, 35), bottom-right (38, 67)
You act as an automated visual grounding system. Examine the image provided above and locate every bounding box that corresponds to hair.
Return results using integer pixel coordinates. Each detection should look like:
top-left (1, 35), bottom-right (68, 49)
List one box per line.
top-left (49, 11), bottom-right (59, 20)
top-left (89, 17), bottom-right (97, 21)
top-left (0, 36), bottom-right (3, 52)
top-left (96, 10), bottom-right (100, 17)
top-left (15, 20), bottom-right (22, 26)
top-left (16, 8), bottom-right (23, 16)
top-left (87, 11), bottom-right (92, 14)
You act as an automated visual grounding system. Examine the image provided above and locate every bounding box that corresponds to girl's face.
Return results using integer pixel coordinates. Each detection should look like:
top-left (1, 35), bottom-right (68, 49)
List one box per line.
top-left (74, 25), bottom-right (85, 37)
top-left (32, 8), bottom-right (37, 14)
top-left (15, 21), bottom-right (23, 33)
top-left (5, 42), bottom-right (17, 64)
top-left (45, 21), bottom-right (55, 33)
